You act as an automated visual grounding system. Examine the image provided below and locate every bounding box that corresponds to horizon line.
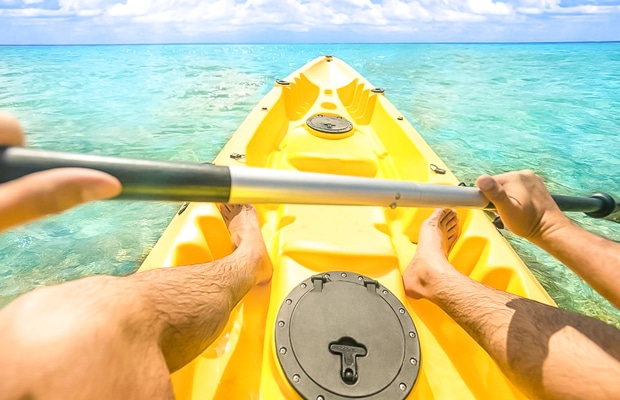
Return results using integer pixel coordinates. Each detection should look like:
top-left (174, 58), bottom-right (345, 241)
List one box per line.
top-left (1, 40), bottom-right (619, 47)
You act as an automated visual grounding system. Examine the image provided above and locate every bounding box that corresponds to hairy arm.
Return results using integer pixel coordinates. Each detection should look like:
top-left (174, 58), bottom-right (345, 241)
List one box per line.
top-left (532, 223), bottom-right (620, 309)
top-left (430, 269), bottom-right (620, 400)
top-left (477, 171), bottom-right (620, 309)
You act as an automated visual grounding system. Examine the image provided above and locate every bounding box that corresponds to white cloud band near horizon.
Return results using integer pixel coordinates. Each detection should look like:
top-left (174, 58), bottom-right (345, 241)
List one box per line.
top-left (1, 0), bottom-right (619, 44)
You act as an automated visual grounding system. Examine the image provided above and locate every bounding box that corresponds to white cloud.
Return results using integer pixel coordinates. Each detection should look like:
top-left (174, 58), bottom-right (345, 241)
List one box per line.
top-left (108, 0), bottom-right (152, 17)
top-left (512, 0), bottom-right (620, 14)
top-left (381, 0), bottom-right (432, 21)
top-left (468, 0), bottom-right (513, 15)
top-left (1, 0), bottom-right (104, 17)
top-left (1, 0), bottom-right (619, 42)
top-left (5, 0), bottom-right (618, 23)
top-left (552, 4), bottom-right (620, 14)
top-left (438, 9), bottom-right (487, 22)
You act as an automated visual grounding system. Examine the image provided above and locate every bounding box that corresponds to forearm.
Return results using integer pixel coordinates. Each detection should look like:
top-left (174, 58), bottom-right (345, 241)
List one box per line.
top-left (533, 222), bottom-right (620, 309)
top-left (431, 271), bottom-right (620, 400)
top-left (477, 170), bottom-right (620, 309)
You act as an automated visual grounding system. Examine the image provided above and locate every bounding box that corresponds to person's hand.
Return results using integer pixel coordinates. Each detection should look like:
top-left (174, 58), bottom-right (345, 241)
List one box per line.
top-left (476, 170), bottom-right (570, 244)
top-left (0, 112), bottom-right (121, 231)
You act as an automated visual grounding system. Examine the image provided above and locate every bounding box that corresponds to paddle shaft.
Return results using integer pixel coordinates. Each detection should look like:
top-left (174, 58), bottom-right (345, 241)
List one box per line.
top-left (0, 147), bottom-right (617, 218)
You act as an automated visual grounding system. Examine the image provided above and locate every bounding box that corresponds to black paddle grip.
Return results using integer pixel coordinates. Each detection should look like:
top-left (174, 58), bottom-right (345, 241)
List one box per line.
top-left (550, 193), bottom-right (618, 218)
top-left (0, 146), bottom-right (232, 202)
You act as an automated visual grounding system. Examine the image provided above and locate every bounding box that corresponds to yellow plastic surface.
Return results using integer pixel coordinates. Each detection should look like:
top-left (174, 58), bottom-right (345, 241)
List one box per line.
top-left (138, 56), bottom-right (555, 399)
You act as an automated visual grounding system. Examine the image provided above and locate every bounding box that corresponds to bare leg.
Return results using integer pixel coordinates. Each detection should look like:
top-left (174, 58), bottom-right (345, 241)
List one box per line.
top-left (403, 209), bottom-right (620, 400)
top-left (0, 204), bottom-right (272, 400)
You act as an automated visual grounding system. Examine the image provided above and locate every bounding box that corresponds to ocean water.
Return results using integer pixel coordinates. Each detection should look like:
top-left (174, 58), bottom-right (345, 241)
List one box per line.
top-left (0, 43), bottom-right (619, 325)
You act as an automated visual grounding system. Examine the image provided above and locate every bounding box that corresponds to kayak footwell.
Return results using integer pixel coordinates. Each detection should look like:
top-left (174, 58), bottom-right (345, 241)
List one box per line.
top-left (141, 203), bottom-right (536, 399)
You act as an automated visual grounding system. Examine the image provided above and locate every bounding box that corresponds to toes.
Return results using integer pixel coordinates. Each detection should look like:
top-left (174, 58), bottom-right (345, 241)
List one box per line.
top-left (440, 209), bottom-right (457, 224)
top-left (436, 209), bottom-right (460, 251)
top-left (219, 203), bottom-right (241, 213)
top-left (441, 211), bottom-right (459, 229)
top-left (447, 231), bottom-right (460, 243)
top-left (423, 209), bottom-right (446, 228)
top-left (218, 202), bottom-right (231, 215)
top-left (218, 203), bottom-right (245, 225)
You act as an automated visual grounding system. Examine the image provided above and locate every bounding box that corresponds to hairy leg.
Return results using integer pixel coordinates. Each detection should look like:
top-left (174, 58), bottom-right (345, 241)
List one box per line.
top-left (403, 209), bottom-right (620, 400)
top-left (0, 204), bottom-right (272, 400)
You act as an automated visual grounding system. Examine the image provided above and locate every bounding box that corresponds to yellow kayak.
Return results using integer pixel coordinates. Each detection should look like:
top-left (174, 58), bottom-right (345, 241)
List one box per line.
top-left (138, 56), bottom-right (555, 399)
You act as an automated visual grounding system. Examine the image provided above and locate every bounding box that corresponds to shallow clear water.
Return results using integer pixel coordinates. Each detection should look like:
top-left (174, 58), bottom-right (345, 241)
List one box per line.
top-left (0, 43), bottom-right (619, 325)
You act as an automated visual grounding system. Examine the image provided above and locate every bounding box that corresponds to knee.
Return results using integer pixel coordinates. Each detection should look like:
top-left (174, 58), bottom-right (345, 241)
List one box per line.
top-left (3, 287), bottom-right (82, 349)
top-left (0, 278), bottom-right (170, 398)
top-left (0, 276), bottom-right (130, 353)
top-left (0, 286), bottom-right (101, 390)
top-left (0, 275), bottom-right (153, 372)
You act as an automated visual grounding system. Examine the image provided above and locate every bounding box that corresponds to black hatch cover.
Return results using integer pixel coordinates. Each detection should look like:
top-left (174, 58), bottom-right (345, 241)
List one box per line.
top-left (306, 115), bottom-right (353, 134)
top-left (275, 272), bottom-right (421, 400)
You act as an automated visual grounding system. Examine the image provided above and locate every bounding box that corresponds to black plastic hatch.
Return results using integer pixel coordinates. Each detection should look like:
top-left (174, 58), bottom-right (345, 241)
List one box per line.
top-left (275, 272), bottom-right (421, 400)
top-left (306, 115), bottom-right (353, 134)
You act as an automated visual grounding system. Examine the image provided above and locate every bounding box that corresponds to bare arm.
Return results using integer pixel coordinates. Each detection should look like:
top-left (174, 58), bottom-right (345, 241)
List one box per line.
top-left (477, 171), bottom-right (620, 309)
top-left (535, 223), bottom-right (620, 309)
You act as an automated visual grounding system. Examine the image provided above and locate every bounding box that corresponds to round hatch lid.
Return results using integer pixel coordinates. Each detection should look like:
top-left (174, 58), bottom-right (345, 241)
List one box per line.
top-left (307, 115), bottom-right (353, 134)
top-left (275, 272), bottom-right (421, 400)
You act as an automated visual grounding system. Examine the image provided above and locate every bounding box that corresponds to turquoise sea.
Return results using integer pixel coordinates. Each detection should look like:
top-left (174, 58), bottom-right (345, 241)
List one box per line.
top-left (0, 43), bottom-right (619, 325)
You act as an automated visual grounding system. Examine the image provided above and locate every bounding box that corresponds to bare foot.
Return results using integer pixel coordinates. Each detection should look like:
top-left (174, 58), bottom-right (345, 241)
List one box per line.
top-left (403, 209), bottom-right (460, 300)
top-left (219, 203), bottom-right (273, 285)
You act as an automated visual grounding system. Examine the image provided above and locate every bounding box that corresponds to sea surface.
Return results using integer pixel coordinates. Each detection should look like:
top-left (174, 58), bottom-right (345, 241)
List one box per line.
top-left (0, 43), bottom-right (619, 325)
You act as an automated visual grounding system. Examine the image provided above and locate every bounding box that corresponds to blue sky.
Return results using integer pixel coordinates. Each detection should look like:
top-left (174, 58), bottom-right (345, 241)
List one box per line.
top-left (1, 0), bottom-right (619, 44)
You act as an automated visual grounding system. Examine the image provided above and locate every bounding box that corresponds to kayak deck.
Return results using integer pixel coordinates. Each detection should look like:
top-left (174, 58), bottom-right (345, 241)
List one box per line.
top-left (139, 56), bottom-right (554, 399)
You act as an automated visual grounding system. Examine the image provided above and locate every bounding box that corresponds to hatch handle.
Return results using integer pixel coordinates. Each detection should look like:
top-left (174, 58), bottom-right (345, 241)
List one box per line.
top-left (329, 338), bottom-right (367, 385)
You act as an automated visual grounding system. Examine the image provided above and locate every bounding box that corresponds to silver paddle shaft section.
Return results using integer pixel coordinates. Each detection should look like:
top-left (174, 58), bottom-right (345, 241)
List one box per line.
top-left (229, 167), bottom-right (489, 209)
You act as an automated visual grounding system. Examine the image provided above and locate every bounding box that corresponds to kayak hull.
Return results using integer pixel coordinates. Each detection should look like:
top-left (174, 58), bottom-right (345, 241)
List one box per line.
top-left (139, 56), bottom-right (554, 399)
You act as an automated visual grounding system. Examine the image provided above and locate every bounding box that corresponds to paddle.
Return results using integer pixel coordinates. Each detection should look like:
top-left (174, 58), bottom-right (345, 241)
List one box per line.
top-left (1, 146), bottom-right (618, 221)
